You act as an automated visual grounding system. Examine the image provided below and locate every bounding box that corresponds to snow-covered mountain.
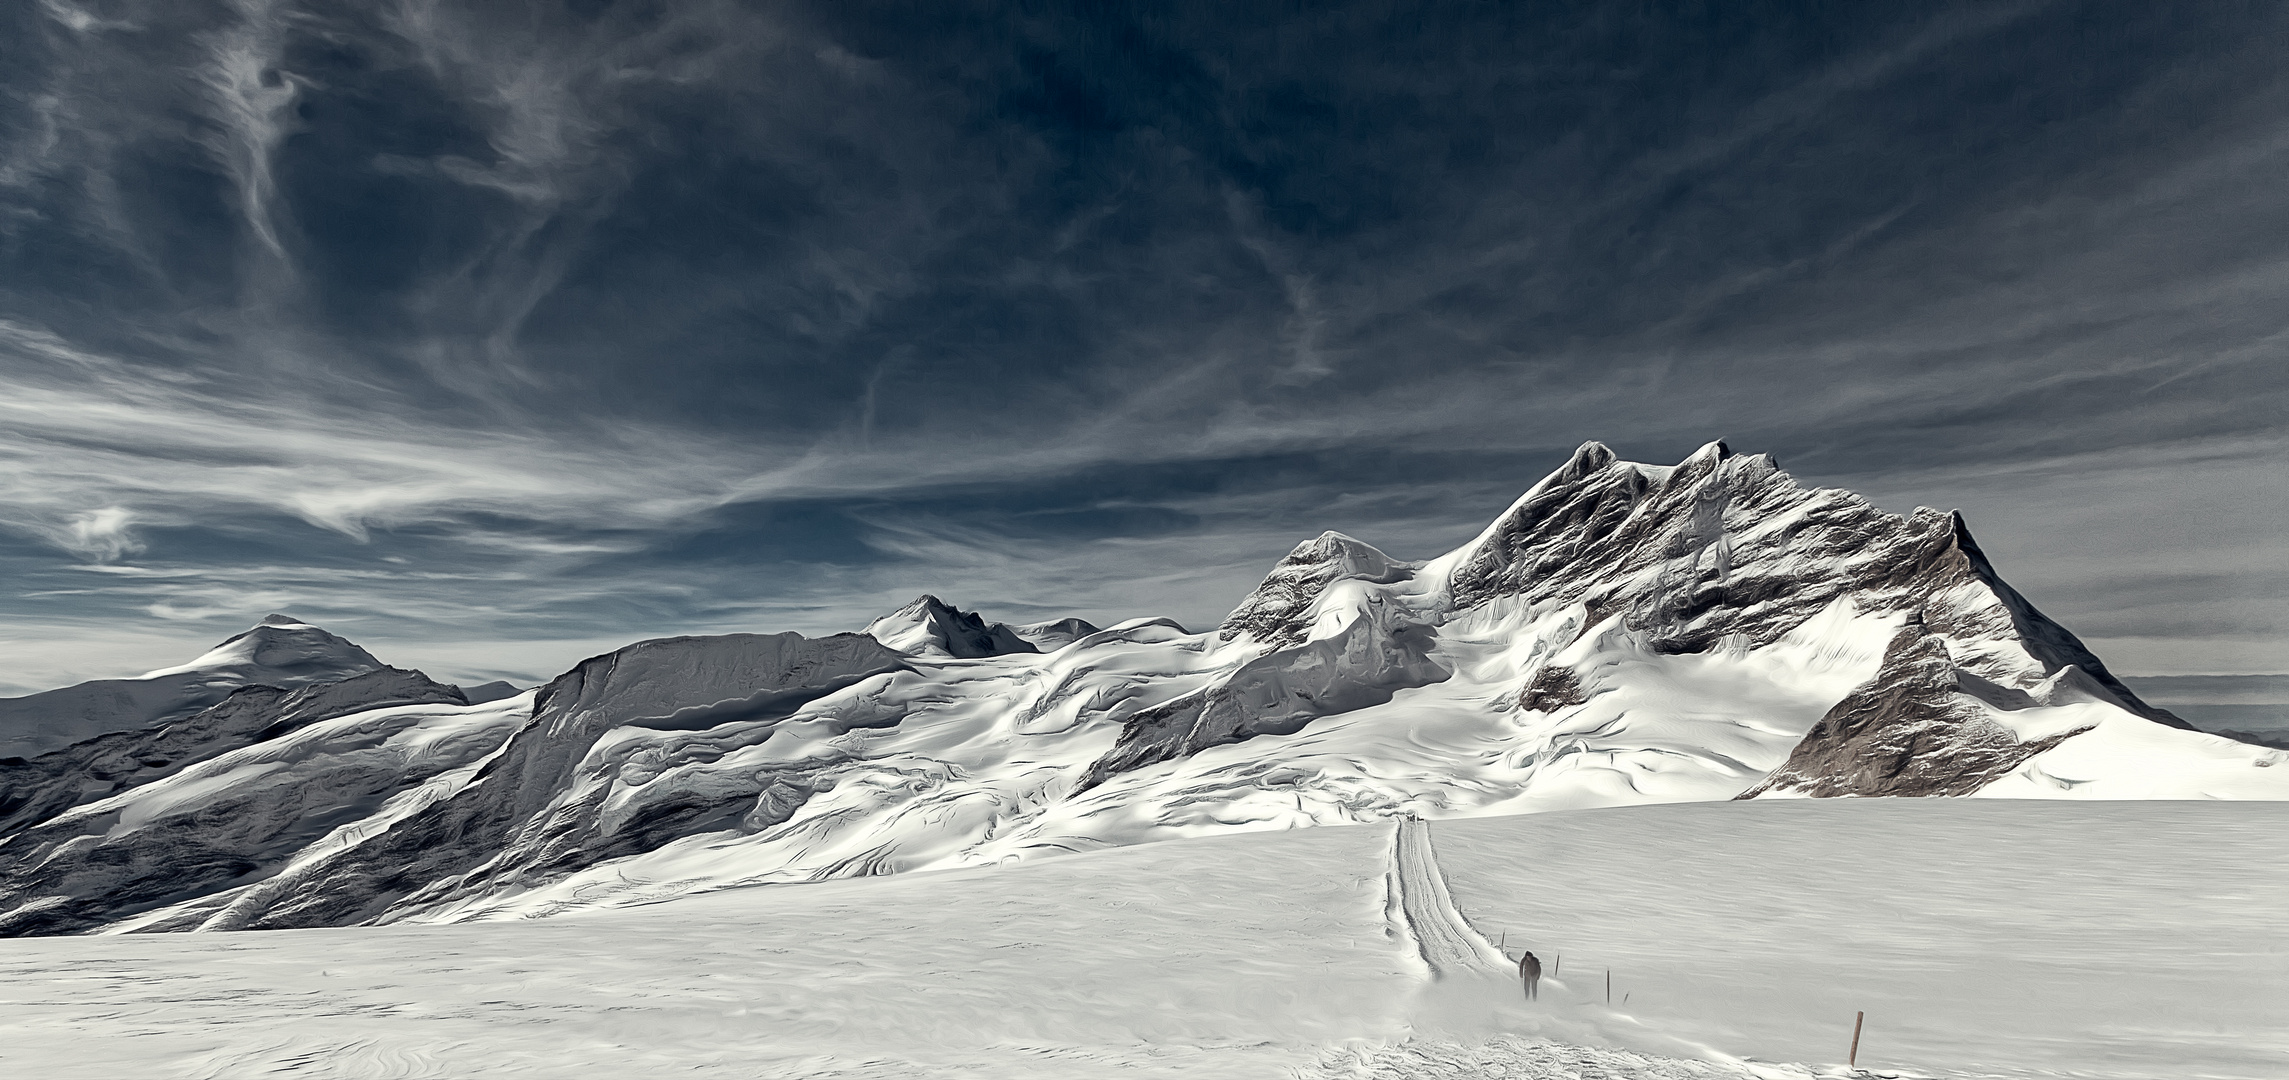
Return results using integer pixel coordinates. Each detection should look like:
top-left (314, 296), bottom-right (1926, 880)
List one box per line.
top-left (1, 442), bottom-right (2282, 937)
top-left (864, 594), bottom-right (1041, 657)
top-left (0, 615), bottom-right (386, 760)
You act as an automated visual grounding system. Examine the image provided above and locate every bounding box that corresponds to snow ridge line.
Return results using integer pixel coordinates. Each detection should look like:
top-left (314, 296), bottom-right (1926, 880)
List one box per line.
top-left (1387, 817), bottom-right (1510, 978)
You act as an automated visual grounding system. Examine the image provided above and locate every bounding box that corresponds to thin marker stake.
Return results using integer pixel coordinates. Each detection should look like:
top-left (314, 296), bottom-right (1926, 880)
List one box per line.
top-left (1849, 1010), bottom-right (1865, 1067)
top-left (1605, 969), bottom-right (1610, 1004)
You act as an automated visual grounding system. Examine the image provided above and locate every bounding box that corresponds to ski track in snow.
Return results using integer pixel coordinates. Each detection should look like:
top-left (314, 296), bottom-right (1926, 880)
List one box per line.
top-left (0, 813), bottom-right (1906, 1080)
top-left (1388, 817), bottom-right (1508, 978)
top-left (1369, 818), bottom-right (1903, 1080)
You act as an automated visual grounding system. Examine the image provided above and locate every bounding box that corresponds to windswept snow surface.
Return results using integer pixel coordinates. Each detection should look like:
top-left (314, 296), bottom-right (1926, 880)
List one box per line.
top-left (1433, 800), bottom-right (2289, 1080)
top-left (2, 801), bottom-right (2282, 1079)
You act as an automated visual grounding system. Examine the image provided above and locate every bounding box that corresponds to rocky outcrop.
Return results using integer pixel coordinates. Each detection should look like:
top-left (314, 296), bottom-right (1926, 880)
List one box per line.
top-left (1737, 622), bottom-right (2094, 799)
top-left (1218, 532), bottom-right (1415, 647)
top-left (1516, 666), bottom-right (1587, 713)
top-left (1084, 600), bottom-right (1447, 788)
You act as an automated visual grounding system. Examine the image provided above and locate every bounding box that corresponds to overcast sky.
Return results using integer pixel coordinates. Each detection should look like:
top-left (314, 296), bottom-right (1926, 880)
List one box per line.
top-left (3, 0), bottom-right (2285, 693)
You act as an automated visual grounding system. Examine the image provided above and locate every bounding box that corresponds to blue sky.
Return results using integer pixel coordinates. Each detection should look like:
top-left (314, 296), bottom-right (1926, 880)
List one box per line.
top-left (2, 1), bottom-right (2285, 692)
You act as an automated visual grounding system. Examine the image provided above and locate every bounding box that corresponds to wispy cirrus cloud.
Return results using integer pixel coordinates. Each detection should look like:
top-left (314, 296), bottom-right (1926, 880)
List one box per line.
top-left (1, 1), bottom-right (2285, 695)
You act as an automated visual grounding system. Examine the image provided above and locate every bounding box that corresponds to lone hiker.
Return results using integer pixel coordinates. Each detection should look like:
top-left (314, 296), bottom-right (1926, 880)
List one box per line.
top-left (1518, 950), bottom-right (1542, 1000)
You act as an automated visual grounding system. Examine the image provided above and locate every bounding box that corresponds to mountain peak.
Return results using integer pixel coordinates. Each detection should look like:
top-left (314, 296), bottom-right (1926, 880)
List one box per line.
top-left (1570, 438), bottom-right (1616, 467)
top-left (139, 619), bottom-right (384, 683)
top-left (0, 617), bottom-right (392, 760)
top-left (1443, 443), bottom-right (2183, 723)
top-left (864, 596), bottom-right (1038, 659)
top-left (1219, 531), bottom-right (1415, 646)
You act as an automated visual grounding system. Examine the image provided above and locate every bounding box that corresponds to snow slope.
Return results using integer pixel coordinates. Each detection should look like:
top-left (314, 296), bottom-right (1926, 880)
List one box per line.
top-left (1, 800), bottom-right (2281, 1079)
top-left (0, 616), bottom-right (384, 759)
top-left (0, 692), bottom-right (527, 935)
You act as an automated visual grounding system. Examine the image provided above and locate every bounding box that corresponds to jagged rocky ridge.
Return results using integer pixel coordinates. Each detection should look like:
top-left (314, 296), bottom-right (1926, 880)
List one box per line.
top-left (0, 442), bottom-right (2282, 936)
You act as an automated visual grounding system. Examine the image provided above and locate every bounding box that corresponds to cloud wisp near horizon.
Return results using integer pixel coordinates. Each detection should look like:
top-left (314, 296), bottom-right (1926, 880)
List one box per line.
top-left (3, 0), bottom-right (2286, 692)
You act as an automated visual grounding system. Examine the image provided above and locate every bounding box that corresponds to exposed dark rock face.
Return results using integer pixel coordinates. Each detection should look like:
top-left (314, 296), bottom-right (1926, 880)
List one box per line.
top-left (219, 632), bottom-right (906, 930)
top-left (0, 668), bottom-right (468, 840)
top-left (866, 595), bottom-right (1039, 658)
top-left (1218, 532), bottom-right (1415, 647)
top-left (1445, 440), bottom-right (2182, 725)
top-left (1517, 666), bottom-right (1587, 714)
top-left (1084, 603), bottom-right (1448, 788)
top-left (1450, 441), bottom-right (1924, 653)
top-left (1738, 623), bottom-right (2094, 799)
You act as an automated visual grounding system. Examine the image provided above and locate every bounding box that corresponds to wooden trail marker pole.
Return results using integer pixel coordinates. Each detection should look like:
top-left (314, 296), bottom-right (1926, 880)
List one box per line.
top-left (1849, 1010), bottom-right (1865, 1067)
top-left (1605, 969), bottom-right (1610, 1004)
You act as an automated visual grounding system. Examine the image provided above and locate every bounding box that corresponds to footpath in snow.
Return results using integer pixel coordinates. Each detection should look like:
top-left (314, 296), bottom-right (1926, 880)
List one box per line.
top-left (1370, 817), bottom-right (1909, 1080)
top-left (1, 800), bottom-right (2281, 1078)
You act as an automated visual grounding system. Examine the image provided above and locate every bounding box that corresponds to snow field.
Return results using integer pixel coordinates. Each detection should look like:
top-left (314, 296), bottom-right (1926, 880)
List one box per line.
top-left (8, 799), bottom-right (2277, 1078)
top-left (1432, 799), bottom-right (2289, 1080)
top-left (1, 821), bottom-right (1414, 1079)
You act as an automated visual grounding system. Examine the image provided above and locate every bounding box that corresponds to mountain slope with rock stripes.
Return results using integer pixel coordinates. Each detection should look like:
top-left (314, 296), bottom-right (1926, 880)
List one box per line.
top-left (1, 442), bottom-right (2280, 936)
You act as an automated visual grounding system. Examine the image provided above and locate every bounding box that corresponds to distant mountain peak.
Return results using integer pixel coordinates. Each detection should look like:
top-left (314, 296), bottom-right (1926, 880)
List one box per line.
top-left (0, 617), bottom-right (391, 760)
top-left (864, 596), bottom-right (1038, 659)
top-left (144, 618), bottom-right (383, 683)
top-left (1011, 617), bottom-right (1103, 652)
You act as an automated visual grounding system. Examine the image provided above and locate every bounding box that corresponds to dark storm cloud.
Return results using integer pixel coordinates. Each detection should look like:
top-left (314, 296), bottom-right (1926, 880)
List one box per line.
top-left (3, 0), bottom-right (2286, 689)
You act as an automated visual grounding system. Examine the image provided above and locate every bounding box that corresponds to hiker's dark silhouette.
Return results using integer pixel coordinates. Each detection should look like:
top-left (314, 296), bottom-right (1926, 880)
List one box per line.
top-left (1518, 950), bottom-right (1542, 1000)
